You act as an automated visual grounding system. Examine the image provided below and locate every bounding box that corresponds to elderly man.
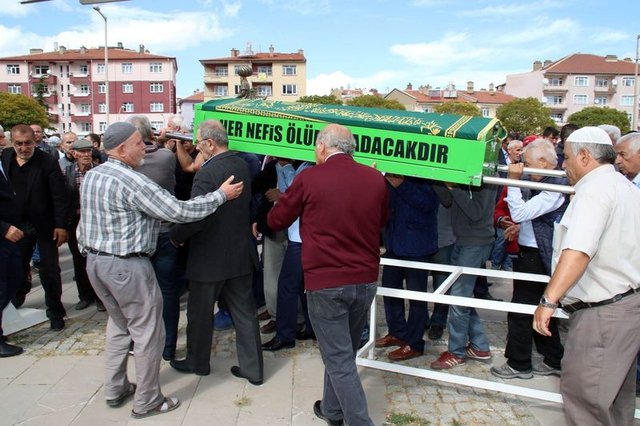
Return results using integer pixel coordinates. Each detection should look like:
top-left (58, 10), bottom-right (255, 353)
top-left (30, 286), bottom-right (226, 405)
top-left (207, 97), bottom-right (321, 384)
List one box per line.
top-left (30, 124), bottom-right (58, 157)
top-left (269, 124), bottom-right (388, 426)
top-left (490, 139), bottom-right (566, 380)
top-left (58, 132), bottom-right (77, 170)
top-left (0, 125), bottom-right (7, 152)
top-left (533, 127), bottom-right (640, 425)
top-left (169, 120), bottom-right (262, 383)
top-left (1, 124), bottom-right (68, 330)
top-left (78, 122), bottom-right (243, 419)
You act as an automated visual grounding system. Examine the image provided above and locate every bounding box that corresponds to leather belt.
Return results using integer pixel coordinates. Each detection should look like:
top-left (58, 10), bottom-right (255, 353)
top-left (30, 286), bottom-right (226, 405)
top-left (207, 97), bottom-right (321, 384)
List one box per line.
top-left (86, 248), bottom-right (148, 259)
top-left (562, 287), bottom-right (639, 313)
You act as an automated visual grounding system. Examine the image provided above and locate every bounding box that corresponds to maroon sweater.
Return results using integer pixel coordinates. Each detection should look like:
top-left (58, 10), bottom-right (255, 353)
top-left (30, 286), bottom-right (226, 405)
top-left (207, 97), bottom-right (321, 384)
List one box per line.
top-left (268, 153), bottom-right (388, 291)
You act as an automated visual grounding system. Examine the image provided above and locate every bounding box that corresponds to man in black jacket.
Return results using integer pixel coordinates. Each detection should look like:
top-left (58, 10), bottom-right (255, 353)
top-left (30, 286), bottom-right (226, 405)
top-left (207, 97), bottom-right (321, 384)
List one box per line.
top-left (169, 119), bottom-right (262, 383)
top-left (1, 124), bottom-right (68, 330)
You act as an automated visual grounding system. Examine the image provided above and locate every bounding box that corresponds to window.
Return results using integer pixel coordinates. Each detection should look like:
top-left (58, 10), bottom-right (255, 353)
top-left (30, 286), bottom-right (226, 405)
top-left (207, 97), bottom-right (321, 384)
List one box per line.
top-left (98, 103), bottom-right (107, 113)
top-left (99, 122), bottom-right (107, 133)
top-left (595, 78), bottom-right (608, 88)
top-left (149, 62), bottom-right (162, 73)
top-left (98, 83), bottom-right (106, 93)
top-left (79, 84), bottom-right (89, 94)
top-left (150, 121), bottom-right (164, 130)
top-left (122, 63), bottom-right (133, 73)
top-left (595, 95), bottom-right (608, 105)
top-left (150, 102), bottom-right (164, 112)
top-left (282, 84), bottom-right (297, 95)
top-left (620, 96), bottom-right (634, 106)
top-left (548, 77), bottom-right (563, 86)
top-left (627, 112), bottom-right (633, 123)
top-left (122, 102), bottom-right (134, 112)
top-left (551, 112), bottom-right (564, 123)
top-left (78, 104), bottom-right (90, 113)
top-left (97, 63), bottom-right (105, 74)
top-left (257, 66), bottom-right (272, 76)
top-left (622, 77), bottom-right (635, 87)
top-left (60, 84), bottom-right (64, 95)
top-left (34, 65), bottom-right (50, 75)
top-left (79, 122), bottom-right (91, 133)
top-left (6, 64), bottom-right (20, 74)
top-left (282, 65), bottom-right (297, 75)
top-left (573, 94), bottom-right (588, 105)
top-left (424, 106), bottom-right (434, 113)
top-left (214, 66), bottom-right (228, 77)
top-left (574, 76), bottom-right (588, 87)
top-left (255, 85), bottom-right (272, 97)
top-left (59, 65), bottom-right (63, 77)
top-left (122, 83), bottom-right (133, 93)
top-left (149, 83), bottom-right (163, 93)
top-left (79, 64), bottom-right (89, 75)
top-left (481, 107), bottom-right (490, 118)
top-left (8, 84), bottom-right (21, 94)
top-left (234, 84), bottom-right (242, 95)
top-left (213, 85), bottom-right (228, 96)
top-left (550, 95), bottom-right (563, 105)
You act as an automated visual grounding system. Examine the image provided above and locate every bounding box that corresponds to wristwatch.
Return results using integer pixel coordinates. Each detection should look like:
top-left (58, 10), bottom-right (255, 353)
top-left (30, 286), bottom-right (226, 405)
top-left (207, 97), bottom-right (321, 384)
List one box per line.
top-left (539, 295), bottom-right (558, 309)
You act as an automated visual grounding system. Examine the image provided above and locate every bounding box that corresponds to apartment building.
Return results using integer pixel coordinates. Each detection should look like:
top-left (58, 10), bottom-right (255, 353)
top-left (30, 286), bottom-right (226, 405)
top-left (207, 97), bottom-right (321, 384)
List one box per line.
top-left (0, 43), bottom-right (177, 135)
top-left (505, 53), bottom-right (637, 126)
top-left (201, 44), bottom-right (306, 102)
top-left (385, 82), bottom-right (516, 118)
top-left (177, 90), bottom-right (204, 131)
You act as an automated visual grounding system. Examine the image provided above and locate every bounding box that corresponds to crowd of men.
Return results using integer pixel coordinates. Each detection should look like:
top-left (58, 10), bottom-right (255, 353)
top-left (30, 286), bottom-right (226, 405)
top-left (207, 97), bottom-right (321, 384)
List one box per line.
top-left (0, 116), bottom-right (639, 424)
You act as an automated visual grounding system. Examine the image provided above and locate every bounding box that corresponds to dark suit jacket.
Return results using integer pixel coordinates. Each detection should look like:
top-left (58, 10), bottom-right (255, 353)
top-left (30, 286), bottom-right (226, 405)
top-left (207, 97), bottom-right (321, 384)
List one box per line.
top-left (1, 148), bottom-right (68, 235)
top-left (0, 162), bottom-right (20, 238)
top-left (171, 151), bottom-right (258, 282)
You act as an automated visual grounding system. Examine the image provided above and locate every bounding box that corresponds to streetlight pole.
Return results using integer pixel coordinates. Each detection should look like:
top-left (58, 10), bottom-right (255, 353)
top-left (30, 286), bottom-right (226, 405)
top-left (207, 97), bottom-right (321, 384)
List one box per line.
top-left (634, 34), bottom-right (640, 131)
top-left (93, 6), bottom-right (109, 126)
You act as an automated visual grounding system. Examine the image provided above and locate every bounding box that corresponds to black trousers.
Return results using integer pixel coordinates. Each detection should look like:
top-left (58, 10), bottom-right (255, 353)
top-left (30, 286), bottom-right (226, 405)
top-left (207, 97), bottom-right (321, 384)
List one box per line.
top-left (15, 223), bottom-right (66, 320)
top-left (0, 238), bottom-right (22, 337)
top-left (68, 217), bottom-right (97, 303)
top-left (505, 248), bottom-right (564, 370)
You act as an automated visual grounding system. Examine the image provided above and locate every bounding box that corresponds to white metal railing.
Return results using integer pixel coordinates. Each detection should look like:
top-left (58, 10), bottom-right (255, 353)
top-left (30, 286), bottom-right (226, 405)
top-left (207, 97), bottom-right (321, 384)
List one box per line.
top-left (356, 258), bottom-right (640, 420)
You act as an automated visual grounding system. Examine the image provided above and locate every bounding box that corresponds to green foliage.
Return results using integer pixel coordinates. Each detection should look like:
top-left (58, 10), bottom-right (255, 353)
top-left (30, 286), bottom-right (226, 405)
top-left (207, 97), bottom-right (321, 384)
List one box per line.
top-left (568, 106), bottom-right (630, 134)
top-left (387, 412), bottom-right (430, 426)
top-left (496, 97), bottom-right (555, 135)
top-left (297, 95), bottom-right (343, 105)
top-left (346, 95), bottom-right (406, 110)
top-left (34, 76), bottom-right (48, 110)
top-left (433, 102), bottom-right (481, 116)
top-left (0, 92), bottom-right (50, 130)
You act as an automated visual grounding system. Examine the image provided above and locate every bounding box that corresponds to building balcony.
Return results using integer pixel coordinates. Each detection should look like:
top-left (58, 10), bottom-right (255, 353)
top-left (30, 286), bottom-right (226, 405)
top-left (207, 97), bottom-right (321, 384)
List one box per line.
top-left (71, 114), bottom-right (93, 123)
top-left (543, 85), bottom-right (568, 93)
top-left (70, 92), bottom-right (91, 98)
top-left (48, 113), bottom-right (59, 123)
top-left (32, 92), bottom-right (58, 104)
top-left (69, 73), bottom-right (91, 84)
top-left (30, 74), bottom-right (57, 85)
top-left (548, 104), bottom-right (567, 111)
top-left (204, 73), bottom-right (229, 83)
top-left (594, 85), bottom-right (617, 94)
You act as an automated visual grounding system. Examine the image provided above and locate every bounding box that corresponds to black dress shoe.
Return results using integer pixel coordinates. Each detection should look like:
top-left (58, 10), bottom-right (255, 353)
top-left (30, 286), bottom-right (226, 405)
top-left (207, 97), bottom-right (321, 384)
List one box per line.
top-left (0, 341), bottom-right (23, 358)
top-left (262, 337), bottom-right (295, 351)
top-left (230, 366), bottom-right (263, 386)
top-left (313, 400), bottom-right (344, 425)
top-left (75, 300), bottom-right (94, 310)
top-left (50, 318), bottom-right (65, 331)
top-left (170, 359), bottom-right (209, 376)
top-left (295, 330), bottom-right (316, 341)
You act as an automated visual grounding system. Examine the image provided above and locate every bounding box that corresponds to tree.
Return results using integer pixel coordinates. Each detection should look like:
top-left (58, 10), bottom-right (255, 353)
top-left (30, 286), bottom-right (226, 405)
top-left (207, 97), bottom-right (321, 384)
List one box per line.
top-left (496, 97), bottom-right (555, 135)
top-left (297, 95), bottom-right (342, 105)
top-left (568, 106), bottom-right (630, 134)
top-left (346, 95), bottom-right (406, 110)
top-left (0, 92), bottom-right (50, 130)
top-left (433, 102), bottom-right (481, 116)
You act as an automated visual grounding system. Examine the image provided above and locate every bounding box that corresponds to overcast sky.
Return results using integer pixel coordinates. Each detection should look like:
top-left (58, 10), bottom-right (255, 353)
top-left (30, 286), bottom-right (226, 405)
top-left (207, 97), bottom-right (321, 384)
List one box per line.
top-left (0, 0), bottom-right (638, 98)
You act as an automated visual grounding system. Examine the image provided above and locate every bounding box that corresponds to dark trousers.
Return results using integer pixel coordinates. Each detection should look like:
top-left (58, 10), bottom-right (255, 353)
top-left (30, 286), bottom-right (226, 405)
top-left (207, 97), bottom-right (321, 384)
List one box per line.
top-left (307, 283), bottom-right (377, 426)
top-left (67, 218), bottom-right (97, 303)
top-left (150, 232), bottom-right (180, 359)
top-left (275, 241), bottom-right (313, 341)
top-left (0, 239), bottom-right (22, 337)
top-left (381, 253), bottom-right (429, 352)
top-left (428, 244), bottom-right (452, 328)
top-left (186, 274), bottom-right (263, 381)
top-left (505, 248), bottom-right (564, 370)
top-left (16, 223), bottom-right (65, 320)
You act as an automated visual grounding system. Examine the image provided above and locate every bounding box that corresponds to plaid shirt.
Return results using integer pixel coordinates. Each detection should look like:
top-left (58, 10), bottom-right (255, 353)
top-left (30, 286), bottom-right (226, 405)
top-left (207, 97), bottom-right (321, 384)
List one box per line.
top-left (78, 159), bottom-right (226, 256)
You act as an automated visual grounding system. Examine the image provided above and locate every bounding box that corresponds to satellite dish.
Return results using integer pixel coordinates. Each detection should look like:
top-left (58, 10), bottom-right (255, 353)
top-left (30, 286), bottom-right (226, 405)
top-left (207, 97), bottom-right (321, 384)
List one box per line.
top-left (542, 78), bottom-right (549, 84)
top-left (611, 79), bottom-right (617, 85)
top-left (541, 96), bottom-right (548, 103)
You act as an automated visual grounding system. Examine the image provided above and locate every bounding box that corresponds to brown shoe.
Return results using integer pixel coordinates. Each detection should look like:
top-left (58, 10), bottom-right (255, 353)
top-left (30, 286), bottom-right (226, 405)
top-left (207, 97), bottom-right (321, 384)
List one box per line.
top-left (374, 334), bottom-right (405, 348)
top-left (257, 310), bottom-right (271, 321)
top-left (388, 345), bottom-right (423, 361)
top-left (260, 320), bottom-right (276, 334)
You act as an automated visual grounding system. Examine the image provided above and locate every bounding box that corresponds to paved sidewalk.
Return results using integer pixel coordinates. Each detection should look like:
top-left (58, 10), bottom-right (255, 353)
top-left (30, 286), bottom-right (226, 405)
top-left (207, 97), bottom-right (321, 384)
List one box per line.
top-left (2, 247), bottom-right (636, 425)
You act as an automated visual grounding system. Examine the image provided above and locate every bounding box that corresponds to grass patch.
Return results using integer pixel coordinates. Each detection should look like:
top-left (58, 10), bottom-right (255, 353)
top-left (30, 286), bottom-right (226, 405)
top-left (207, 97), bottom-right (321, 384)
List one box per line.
top-left (387, 412), bottom-right (430, 425)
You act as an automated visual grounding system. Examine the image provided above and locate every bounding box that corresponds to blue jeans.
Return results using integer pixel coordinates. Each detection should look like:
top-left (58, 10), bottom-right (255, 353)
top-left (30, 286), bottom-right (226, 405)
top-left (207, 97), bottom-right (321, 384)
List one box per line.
top-left (490, 228), bottom-right (512, 270)
top-left (151, 232), bottom-right (180, 358)
top-left (428, 244), bottom-right (453, 328)
top-left (382, 253), bottom-right (429, 352)
top-left (307, 283), bottom-right (376, 426)
top-left (275, 242), bottom-right (313, 341)
top-left (447, 243), bottom-right (493, 358)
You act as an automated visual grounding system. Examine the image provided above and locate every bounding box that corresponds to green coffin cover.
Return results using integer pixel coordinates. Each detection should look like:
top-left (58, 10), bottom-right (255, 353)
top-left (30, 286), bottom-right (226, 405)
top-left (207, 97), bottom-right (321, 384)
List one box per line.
top-left (194, 98), bottom-right (506, 186)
